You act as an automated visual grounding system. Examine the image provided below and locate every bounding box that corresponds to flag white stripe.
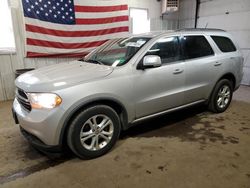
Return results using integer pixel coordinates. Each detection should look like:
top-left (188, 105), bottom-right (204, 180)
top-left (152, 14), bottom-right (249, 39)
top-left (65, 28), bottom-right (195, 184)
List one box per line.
top-left (75, 0), bottom-right (127, 6)
top-left (26, 31), bottom-right (129, 43)
top-left (75, 10), bottom-right (128, 19)
top-left (25, 17), bottom-right (129, 31)
top-left (27, 45), bottom-right (96, 54)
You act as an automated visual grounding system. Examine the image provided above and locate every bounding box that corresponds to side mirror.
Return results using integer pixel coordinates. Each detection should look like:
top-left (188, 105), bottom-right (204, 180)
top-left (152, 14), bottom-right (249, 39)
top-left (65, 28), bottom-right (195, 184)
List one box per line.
top-left (143, 55), bottom-right (162, 68)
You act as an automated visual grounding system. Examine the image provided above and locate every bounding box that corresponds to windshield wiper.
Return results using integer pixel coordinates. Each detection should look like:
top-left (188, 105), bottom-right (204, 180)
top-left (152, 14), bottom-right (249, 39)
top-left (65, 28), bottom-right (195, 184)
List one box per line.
top-left (85, 59), bottom-right (104, 65)
top-left (78, 57), bottom-right (85, 62)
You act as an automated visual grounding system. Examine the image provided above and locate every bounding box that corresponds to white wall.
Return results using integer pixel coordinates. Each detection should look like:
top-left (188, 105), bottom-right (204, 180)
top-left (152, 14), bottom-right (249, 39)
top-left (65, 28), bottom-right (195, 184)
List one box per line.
top-left (128, 0), bottom-right (164, 31)
top-left (162, 11), bottom-right (179, 30)
top-left (128, 0), bottom-right (162, 18)
top-left (178, 0), bottom-right (196, 28)
top-left (0, 0), bottom-right (162, 101)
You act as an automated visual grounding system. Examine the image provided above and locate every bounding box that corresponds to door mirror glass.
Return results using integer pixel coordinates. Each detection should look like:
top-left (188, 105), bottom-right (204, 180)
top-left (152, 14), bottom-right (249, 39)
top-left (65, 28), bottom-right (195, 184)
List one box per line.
top-left (143, 55), bottom-right (162, 68)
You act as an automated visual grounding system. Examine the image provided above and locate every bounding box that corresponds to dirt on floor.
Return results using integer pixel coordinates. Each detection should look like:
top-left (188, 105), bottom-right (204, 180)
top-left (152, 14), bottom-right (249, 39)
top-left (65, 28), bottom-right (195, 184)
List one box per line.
top-left (0, 86), bottom-right (249, 188)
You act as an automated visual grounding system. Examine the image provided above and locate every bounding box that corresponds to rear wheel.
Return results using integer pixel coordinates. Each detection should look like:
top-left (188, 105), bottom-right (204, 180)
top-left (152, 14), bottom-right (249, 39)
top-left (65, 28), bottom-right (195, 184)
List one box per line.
top-left (67, 105), bottom-right (121, 159)
top-left (208, 79), bottom-right (233, 113)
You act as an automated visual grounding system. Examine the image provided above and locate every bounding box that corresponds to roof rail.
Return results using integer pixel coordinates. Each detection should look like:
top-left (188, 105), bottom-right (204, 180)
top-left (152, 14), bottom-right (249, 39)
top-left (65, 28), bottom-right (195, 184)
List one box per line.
top-left (176, 28), bottom-right (226, 32)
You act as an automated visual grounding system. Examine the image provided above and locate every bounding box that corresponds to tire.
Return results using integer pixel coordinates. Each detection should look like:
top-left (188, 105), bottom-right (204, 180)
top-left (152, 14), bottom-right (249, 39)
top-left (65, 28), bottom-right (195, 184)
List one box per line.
top-left (208, 79), bottom-right (233, 113)
top-left (67, 105), bottom-right (121, 159)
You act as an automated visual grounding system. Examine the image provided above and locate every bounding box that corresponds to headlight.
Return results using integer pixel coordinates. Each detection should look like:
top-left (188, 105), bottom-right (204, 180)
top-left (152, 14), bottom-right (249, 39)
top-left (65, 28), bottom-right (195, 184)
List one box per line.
top-left (28, 93), bottom-right (62, 109)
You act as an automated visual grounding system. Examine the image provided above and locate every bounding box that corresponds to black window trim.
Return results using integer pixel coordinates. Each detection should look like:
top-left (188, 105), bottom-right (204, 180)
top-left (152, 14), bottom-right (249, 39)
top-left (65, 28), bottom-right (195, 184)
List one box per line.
top-left (180, 34), bottom-right (215, 61)
top-left (210, 35), bottom-right (237, 53)
top-left (143, 35), bottom-right (183, 67)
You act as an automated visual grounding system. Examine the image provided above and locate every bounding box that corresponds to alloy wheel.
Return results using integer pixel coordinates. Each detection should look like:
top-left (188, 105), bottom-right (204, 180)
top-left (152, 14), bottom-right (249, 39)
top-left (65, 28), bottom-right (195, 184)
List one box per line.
top-left (80, 114), bottom-right (114, 151)
top-left (216, 85), bottom-right (231, 109)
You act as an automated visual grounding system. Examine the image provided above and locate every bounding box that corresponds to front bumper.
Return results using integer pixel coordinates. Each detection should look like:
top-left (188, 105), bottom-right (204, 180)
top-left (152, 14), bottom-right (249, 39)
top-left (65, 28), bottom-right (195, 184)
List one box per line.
top-left (13, 98), bottom-right (65, 146)
top-left (12, 107), bottom-right (19, 124)
top-left (20, 127), bottom-right (62, 153)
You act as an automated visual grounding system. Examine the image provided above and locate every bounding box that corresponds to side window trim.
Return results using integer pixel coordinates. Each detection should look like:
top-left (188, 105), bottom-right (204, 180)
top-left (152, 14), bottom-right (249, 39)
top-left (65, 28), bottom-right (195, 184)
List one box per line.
top-left (180, 34), bottom-right (215, 61)
top-left (210, 35), bottom-right (237, 53)
top-left (144, 35), bottom-right (182, 66)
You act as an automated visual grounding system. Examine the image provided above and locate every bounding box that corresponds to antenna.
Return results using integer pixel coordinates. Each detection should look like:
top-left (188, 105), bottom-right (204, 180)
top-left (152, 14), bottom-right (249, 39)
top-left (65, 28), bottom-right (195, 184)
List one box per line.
top-left (205, 22), bottom-right (209, 28)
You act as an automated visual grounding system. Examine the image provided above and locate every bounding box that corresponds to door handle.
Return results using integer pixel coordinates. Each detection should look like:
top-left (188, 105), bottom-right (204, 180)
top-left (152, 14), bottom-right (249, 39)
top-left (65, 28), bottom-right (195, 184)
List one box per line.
top-left (214, 62), bottom-right (222, 66)
top-left (173, 69), bottom-right (183, 74)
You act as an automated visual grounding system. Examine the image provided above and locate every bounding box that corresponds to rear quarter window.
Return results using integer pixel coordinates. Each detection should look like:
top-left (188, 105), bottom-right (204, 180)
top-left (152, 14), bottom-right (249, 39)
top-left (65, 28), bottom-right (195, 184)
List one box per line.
top-left (211, 36), bottom-right (237, 52)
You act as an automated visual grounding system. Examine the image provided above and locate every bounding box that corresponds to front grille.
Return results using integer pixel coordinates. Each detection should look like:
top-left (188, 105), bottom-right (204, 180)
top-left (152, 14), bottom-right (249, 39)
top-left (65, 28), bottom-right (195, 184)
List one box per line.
top-left (17, 89), bottom-right (27, 99)
top-left (16, 88), bottom-right (32, 112)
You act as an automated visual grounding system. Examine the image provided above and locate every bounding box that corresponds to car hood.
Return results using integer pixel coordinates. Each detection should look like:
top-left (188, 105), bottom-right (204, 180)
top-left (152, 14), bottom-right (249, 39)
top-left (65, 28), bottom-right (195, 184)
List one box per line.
top-left (15, 61), bottom-right (113, 92)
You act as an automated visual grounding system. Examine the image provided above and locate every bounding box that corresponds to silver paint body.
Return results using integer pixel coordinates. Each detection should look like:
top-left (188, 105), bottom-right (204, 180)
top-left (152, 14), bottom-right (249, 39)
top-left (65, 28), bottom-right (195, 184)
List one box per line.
top-left (13, 30), bottom-right (244, 146)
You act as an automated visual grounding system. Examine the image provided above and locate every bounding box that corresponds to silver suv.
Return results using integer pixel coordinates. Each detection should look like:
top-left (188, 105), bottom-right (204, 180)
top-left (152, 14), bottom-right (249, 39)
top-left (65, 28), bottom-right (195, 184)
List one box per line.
top-left (13, 29), bottom-right (244, 158)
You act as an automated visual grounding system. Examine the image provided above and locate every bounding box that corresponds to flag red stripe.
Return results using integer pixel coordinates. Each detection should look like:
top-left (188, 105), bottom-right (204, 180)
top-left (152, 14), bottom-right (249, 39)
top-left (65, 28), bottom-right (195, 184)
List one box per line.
top-left (27, 38), bottom-right (108, 49)
top-left (25, 24), bottom-right (129, 37)
top-left (74, 5), bottom-right (128, 12)
top-left (27, 51), bottom-right (88, 58)
top-left (76, 16), bottom-right (129, 25)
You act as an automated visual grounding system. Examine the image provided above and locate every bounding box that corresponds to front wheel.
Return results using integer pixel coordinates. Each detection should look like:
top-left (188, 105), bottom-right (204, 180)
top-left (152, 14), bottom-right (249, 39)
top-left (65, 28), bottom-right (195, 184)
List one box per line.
top-left (208, 79), bottom-right (233, 113)
top-left (67, 105), bottom-right (121, 159)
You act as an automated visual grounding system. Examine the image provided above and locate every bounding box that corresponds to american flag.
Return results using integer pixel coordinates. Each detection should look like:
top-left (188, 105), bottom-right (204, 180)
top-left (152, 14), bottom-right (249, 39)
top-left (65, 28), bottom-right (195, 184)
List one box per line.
top-left (22, 0), bottom-right (129, 57)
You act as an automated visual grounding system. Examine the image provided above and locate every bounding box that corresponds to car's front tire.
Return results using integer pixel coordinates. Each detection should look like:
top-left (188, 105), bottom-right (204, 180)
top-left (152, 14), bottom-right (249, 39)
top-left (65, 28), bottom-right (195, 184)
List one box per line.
top-left (208, 79), bottom-right (233, 113)
top-left (67, 105), bottom-right (121, 159)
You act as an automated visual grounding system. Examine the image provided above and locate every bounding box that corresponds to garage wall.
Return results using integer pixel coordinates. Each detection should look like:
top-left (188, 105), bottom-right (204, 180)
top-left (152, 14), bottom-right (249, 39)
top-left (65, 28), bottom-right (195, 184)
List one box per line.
top-left (161, 0), bottom-right (197, 31)
top-left (0, 0), bottom-right (162, 101)
top-left (178, 0), bottom-right (196, 28)
top-left (177, 0), bottom-right (250, 86)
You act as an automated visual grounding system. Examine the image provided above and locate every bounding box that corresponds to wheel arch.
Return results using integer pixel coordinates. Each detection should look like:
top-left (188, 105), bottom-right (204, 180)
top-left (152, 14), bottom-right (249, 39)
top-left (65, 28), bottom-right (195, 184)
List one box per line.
top-left (218, 72), bottom-right (236, 89)
top-left (207, 72), bottom-right (236, 105)
top-left (59, 98), bottom-right (129, 145)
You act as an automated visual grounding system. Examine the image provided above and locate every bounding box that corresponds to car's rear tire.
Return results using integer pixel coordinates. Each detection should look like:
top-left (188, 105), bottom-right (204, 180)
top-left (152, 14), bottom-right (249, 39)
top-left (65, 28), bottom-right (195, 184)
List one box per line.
top-left (67, 105), bottom-right (121, 159)
top-left (208, 79), bottom-right (233, 113)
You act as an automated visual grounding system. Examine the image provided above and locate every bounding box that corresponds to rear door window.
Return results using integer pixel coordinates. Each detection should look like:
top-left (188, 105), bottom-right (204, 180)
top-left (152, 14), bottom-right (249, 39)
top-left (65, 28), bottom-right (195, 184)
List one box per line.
top-left (181, 35), bottom-right (214, 60)
top-left (211, 36), bottom-right (237, 52)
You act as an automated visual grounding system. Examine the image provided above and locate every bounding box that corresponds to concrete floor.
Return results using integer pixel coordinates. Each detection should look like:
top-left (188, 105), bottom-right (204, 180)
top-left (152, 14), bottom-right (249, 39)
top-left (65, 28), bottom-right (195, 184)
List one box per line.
top-left (0, 86), bottom-right (249, 188)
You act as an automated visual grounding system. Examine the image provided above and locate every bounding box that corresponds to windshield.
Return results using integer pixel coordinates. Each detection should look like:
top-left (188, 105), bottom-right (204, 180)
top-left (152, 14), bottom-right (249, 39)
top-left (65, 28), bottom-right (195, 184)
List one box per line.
top-left (83, 37), bottom-right (151, 67)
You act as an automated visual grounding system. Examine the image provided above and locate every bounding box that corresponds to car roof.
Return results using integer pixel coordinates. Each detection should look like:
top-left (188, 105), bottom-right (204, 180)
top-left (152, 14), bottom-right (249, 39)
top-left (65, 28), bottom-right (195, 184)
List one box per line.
top-left (176, 28), bottom-right (225, 32)
top-left (130, 28), bottom-right (227, 38)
